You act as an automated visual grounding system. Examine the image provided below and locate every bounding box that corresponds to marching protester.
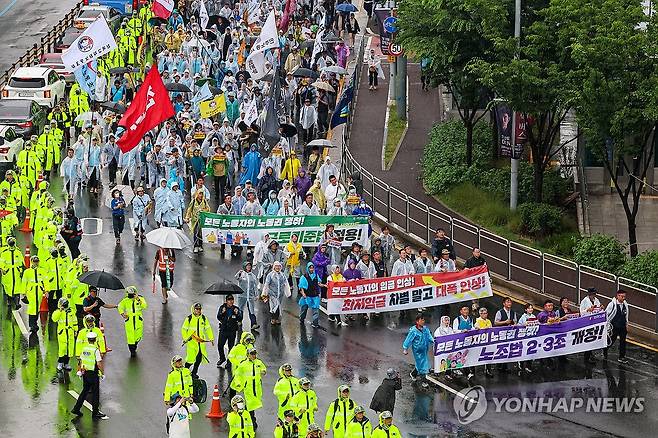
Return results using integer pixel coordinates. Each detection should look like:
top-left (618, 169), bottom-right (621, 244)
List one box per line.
top-left (605, 290), bottom-right (630, 364)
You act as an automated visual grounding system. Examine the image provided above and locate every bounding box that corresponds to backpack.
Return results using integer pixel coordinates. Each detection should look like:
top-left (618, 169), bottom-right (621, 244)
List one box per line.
top-left (193, 377), bottom-right (207, 403)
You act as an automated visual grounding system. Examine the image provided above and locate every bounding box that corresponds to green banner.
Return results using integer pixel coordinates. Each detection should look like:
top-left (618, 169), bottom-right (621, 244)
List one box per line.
top-left (200, 213), bottom-right (370, 247)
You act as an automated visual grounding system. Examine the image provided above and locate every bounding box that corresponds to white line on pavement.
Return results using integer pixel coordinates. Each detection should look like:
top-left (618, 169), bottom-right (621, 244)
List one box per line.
top-left (168, 289), bottom-right (179, 299)
top-left (68, 390), bottom-right (93, 412)
top-left (426, 375), bottom-right (476, 403)
top-left (12, 310), bottom-right (29, 336)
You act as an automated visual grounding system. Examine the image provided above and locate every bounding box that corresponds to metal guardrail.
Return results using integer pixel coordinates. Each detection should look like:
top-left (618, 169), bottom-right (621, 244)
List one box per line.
top-left (0, 1), bottom-right (84, 88)
top-left (339, 35), bottom-right (658, 335)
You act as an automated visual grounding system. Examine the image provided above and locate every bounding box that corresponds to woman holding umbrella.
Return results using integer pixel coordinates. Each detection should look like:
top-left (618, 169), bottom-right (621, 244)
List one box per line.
top-left (184, 189), bottom-right (210, 253)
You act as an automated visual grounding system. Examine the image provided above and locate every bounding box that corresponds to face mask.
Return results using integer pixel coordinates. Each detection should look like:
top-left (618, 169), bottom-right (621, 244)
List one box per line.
top-left (237, 402), bottom-right (245, 410)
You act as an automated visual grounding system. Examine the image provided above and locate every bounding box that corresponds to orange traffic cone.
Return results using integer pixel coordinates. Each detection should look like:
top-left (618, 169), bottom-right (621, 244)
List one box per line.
top-left (39, 293), bottom-right (49, 313)
top-left (100, 322), bottom-right (112, 352)
top-left (24, 246), bottom-right (30, 268)
top-left (19, 209), bottom-right (31, 232)
top-left (206, 384), bottom-right (225, 418)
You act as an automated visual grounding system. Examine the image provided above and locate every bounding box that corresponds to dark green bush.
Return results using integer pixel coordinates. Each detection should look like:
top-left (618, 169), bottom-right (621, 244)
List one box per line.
top-left (572, 234), bottom-right (627, 273)
top-left (618, 250), bottom-right (658, 289)
top-left (518, 202), bottom-right (562, 237)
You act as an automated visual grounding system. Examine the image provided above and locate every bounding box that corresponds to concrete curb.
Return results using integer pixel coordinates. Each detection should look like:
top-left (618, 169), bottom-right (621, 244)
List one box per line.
top-left (381, 73), bottom-right (409, 171)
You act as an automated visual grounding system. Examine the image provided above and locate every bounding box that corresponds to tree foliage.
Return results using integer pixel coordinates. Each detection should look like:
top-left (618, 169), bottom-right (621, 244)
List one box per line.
top-left (619, 250), bottom-right (658, 289)
top-left (397, 0), bottom-right (508, 165)
top-left (572, 234), bottom-right (627, 274)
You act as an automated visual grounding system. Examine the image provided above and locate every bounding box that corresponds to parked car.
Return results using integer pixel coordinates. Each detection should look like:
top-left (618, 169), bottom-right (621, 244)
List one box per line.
top-left (0, 99), bottom-right (47, 138)
top-left (1, 67), bottom-right (66, 108)
top-left (74, 4), bottom-right (122, 33)
top-left (38, 53), bottom-right (75, 84)
top-left (54, 26), bottom-right (84, 53)
top-left (82, 0), bottom-right (147, 16)
top-left (0, 126), bottom-right (25, 170)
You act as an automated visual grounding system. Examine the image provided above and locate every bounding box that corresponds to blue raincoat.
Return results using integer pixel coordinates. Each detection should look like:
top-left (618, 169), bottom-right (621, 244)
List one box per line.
top-left (239, 145), bottom-right (262, 186)
top-left (402, 325), bottom-right (434, 375)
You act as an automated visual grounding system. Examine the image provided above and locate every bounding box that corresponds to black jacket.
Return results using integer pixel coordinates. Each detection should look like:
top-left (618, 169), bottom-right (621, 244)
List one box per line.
top-left (369, 377), bottom-right (402, 413)
top-left (217, 304), bottom-right (242, 332)
top-left (431, 237), bottom-right (455, 260)
top-left (465, 255), bottom-right (486, 268)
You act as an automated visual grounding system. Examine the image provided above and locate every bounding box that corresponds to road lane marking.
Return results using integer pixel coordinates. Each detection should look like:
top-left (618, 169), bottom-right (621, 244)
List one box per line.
top-left (168, 289), bottom-right (179, 299)
top-left (68, 390), bottom-right (93, 412)
top-left (0, 0), bottom-right (18, 18)
top-left (426, 375), bottom-right (476, 404)
top-left (12, 310), bottom-right (29, 336)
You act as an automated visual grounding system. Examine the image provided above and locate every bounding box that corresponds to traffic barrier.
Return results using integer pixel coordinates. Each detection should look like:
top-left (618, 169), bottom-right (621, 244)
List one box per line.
top-left (24, 246), bottom-right (30, 268)
top-left (205, 384), bottom-right (225, 418)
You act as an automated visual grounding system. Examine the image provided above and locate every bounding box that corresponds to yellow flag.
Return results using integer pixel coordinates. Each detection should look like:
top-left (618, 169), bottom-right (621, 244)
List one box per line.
top-left (200, 94), bottom-right (227, 118)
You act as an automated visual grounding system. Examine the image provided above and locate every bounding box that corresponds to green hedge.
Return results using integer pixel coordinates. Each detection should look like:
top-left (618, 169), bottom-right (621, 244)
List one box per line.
top-left (421, 121), bottom-right (570, 205)
top-left (619, 250), bottom-right (658, 289)
top-left (572, 234), bottom-right (627, 274)
top-left (518, 203), bottom-right (563, 237)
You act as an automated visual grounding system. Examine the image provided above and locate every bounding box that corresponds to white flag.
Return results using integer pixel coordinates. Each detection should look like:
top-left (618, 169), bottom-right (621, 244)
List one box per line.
top-left (192, 82), bottom-right (212, 105)
top-left (245, 50), bottom-right (272, 80)
top-left (250, 11), bottom-right (279, 54)
top-left (244, 98), bottom-right (259, 126)
top-left (62, 15), bottom-right (117, 72)
top-left (310, 28), bottom-right (325, 68)
top-left (247, 1), bottom-right (260, 25)
top-left (199, 0), bottom-right (209, 30)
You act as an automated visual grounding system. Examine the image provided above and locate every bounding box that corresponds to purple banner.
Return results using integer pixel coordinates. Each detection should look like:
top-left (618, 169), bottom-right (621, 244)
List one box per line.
top-left (434, 313), bottom-right (608, 371)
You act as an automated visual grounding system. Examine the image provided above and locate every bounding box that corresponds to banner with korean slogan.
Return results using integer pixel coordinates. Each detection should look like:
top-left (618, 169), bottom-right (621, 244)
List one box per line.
top-left (61, 15), bottom-right (117, 71)
top-left (326, 265), bottom-right (493, 315)
top-left (433, 312), bottom-right (608, 372)
top-left (200, 213), bottom-right (369, 247)
top-left (199, 94), bottom-right (226, 118)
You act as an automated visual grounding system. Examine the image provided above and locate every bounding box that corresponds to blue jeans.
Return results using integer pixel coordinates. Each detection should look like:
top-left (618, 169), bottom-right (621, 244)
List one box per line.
top-left (299, 305), bottom-right (319, 326)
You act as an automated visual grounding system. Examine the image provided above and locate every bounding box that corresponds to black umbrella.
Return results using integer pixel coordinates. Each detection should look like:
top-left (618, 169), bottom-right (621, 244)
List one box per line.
top-left (237, 121), bottom-right (249, 132)
top-left (292, 67), bottom-right (318, 79)
top-left (236, 70), bottom-right (251, 81)
top-left (279, 123), bottom-right (297, 137)
top-left (195, 77), bottom-right (216, 87)
top-left (79, 270), bottom-right (124, 290)
top-left (165, 82), bottom-right (192, 93)
top-left (209, 85), bottom-right (223, 95)
top-left (204, 281), bottom-right (244, 295)
top-left (109, 66), bottom-right (139, 75)
top-left (100, 101), bottom-right (127, 114)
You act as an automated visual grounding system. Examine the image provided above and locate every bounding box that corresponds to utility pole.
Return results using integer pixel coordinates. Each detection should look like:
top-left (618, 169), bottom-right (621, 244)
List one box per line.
top-left (510, 0), bottom-right (521, 210)
top-left (396, 55), bottom-right (407, 120)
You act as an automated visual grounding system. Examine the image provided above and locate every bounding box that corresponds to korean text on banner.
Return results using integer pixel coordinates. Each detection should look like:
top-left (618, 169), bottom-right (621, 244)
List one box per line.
top-left (200, 213), bottom-right (369, 248)
top-left (327, 266), bottom-right (494, 315)
top-left (61, 15), bottom-right (117, 72)
top-left (433, 312), bottom-right (608, 372)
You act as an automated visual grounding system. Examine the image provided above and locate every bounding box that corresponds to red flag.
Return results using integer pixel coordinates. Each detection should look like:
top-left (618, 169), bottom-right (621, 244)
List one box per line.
top-left (152, 0), bottom-right (175, 19)
top-left (117, 68), bottom-right (174, 153)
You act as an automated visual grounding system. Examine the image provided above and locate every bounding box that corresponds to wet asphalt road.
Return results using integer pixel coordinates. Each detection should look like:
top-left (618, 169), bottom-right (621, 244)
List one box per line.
top-left (0, 0), bottom-right (81, 75)
top-left (0, 176), bottom-right (657, 438)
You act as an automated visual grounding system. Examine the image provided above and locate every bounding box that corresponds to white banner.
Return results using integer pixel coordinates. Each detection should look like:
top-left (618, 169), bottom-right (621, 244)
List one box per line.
top-left (244, 98), bottom-right (259, 126)
top-left (251, 11), bottom-right (279, 54)
top-left (327, 266), bottom-right (494, 314)
top-left (310, 27), bottom-right (325, 68)
top-left (433, 313), bottom-right (608, 371)
top-left (62, 15), bottom-right (117, 71)
top-left (245, 50), bottom-right (271, 80)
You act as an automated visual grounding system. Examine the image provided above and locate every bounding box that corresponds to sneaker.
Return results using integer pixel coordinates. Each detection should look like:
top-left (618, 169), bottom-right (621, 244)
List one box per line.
top-left (63, 364), bottom-right (73, 371)
top-left (467, 372), bottom-right (475, 381)
top-left (339, 321), bottom-right (348, 327)
top-left (92, 412), bottom-right (109, 420)
top-left (193, 247), bottom-right (199, 253)
top-left (409, 371), bottom-right (417, 380)
top-left (524, 367), bottom-right (533, 374)
top-left (217, 360), bottom-right (227, 369)
top-left (71, 410), bottom-right (83, 417)
top-left (116, 238), bottom-right (121, 245)
top-left (311, 323), bottom-right (320, 328)
top-left (251, 324), bottom-right (260, 330)
top-left (57, 363), bottom-right (63, 371)
top-left (618, 357), bottom-right (629, 364)
top-left (454, 369), bottom-right (463, 377)
top-left (421, 382), bottom-right (430, 389)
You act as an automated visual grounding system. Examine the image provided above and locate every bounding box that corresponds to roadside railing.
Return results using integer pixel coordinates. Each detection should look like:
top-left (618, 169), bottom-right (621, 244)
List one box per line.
top-left (0, 1), bottom-right (83, 88)
top-left (338, 36), bottom-right (658, 335)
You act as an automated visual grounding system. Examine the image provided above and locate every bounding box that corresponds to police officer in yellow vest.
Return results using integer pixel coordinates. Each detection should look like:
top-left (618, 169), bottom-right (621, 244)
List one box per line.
top-left (0, 236), bottom-right (23, 310)
top-left (51, 297), bottom-right (78, 371)
top-left (71, 331), bottom-right (107, 419)
top-left (227, 394), bottom-right (255, 438)
top-left (181, 302), bottom-right (214, 377)
top-left (117, 285), bottom-right (148, 357)
top-left (75, 314), bottom-right (106, 359)
top-left (120, 29), bottom-right (138, 66)
top-left (22, 254), bottom-right (46, 333)
top-left (163, 355), bottom-right (194, 406)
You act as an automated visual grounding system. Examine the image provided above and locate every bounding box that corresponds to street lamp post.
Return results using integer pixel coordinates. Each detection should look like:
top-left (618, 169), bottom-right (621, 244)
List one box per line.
top-left (510, 0), bottom-right (521, 210)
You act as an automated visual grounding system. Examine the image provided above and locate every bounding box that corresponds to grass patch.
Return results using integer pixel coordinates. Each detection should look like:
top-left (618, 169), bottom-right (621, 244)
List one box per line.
top-left (439, 182), bottom-right (579, 257)
top-left (384, 104), bottom-right (407, 167)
